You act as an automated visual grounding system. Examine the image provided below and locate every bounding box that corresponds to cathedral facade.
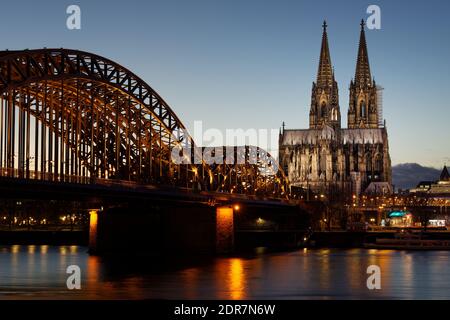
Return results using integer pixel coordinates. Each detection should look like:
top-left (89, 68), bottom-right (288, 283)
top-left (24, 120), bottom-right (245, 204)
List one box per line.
top-left (279, 21), bottom-right (392, 197)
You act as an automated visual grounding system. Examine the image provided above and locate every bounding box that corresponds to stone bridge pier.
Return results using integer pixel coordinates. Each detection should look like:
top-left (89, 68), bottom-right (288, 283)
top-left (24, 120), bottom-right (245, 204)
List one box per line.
top-left (88, 199), bottom-right (309, 256)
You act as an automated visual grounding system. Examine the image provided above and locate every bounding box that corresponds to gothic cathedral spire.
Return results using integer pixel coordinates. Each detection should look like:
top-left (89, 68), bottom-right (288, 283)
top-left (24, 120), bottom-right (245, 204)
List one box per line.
top-left (317, 21), bottom-right (333, 87)
top-left (310, 21), bottom-right (341, 130)
top-left (354, 19), bottom-right (371, 87)
top-left (348, 19), bottom-right (379, 129)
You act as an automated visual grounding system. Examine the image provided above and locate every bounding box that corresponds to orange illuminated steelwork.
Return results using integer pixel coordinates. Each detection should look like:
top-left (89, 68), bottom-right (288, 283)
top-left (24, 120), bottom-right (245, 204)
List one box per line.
top-left (0, 48), bottom-right (289, 199)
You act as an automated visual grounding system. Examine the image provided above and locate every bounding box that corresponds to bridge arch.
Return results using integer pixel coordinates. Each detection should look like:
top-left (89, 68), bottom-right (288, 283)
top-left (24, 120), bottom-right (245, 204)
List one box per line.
top-left (0, 49), bottom-right (194, 184)
top-left (0, 49), bottom-right (289, 198)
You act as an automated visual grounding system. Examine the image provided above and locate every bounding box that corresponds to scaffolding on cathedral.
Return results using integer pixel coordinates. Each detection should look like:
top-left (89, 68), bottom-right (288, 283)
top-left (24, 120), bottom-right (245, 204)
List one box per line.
top-left (376, 85), bottom-right (384, 127)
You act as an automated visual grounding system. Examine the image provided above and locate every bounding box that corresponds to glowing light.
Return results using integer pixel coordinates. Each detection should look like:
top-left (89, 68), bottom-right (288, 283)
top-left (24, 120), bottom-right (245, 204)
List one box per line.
top-left (389, 211), bottom-right (407, 218)
top-left (89, 210), bottom-right (99, 251)
top-left (229, 258), bottom-right (245, 300)
top-left (234, 204), bottom-right (240, 211)
top-left (89, 211), bottom-right (98, 227)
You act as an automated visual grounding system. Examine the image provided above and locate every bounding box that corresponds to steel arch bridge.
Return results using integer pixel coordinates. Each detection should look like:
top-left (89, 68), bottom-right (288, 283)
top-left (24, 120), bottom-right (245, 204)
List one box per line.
top-left (0, 48), bottom-right (289, 198)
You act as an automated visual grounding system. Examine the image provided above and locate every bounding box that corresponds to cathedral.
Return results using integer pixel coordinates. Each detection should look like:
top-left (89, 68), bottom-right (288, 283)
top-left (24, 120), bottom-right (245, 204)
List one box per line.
top-left (279, 20), bottom-right (392, 198)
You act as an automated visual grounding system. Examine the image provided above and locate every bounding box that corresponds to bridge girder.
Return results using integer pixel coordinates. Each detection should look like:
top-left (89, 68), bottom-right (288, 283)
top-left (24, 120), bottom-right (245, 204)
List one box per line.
top-left (0, 49), bottom-right (290, 198)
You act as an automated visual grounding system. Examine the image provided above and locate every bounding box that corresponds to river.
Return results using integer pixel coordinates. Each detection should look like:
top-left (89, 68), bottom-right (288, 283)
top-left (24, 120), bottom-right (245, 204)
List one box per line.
top-left (0, 245), bottom-right (449, 299)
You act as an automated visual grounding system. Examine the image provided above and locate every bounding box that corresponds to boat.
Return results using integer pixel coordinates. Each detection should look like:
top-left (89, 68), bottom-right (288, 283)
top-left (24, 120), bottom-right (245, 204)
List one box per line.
top-left (364, 231), bottom-right (450, 250)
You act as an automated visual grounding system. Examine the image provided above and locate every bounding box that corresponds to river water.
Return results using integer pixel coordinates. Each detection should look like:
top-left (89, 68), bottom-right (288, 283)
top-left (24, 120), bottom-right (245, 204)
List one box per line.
top-left (0, 245), bottom-right (449, 299)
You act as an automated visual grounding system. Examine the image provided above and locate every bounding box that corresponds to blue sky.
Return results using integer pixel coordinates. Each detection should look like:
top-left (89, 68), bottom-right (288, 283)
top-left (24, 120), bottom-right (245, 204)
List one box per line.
top-left (1, 0), bottom-right (449, 168)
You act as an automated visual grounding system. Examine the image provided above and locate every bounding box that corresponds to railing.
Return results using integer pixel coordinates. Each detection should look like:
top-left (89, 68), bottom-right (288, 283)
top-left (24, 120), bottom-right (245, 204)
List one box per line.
top-left (0, 167), bottom-right (164, 190)
top-left (0, 167), bottom-right (91, 184)
top-left (0, 167), bottom-right (291, 204)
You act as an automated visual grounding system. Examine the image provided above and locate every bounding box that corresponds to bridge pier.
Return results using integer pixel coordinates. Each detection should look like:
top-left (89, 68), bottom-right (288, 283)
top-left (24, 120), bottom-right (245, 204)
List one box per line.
top-left (88, 202), bottom-right (221, 256)
top-left (88, 210), bottom-right (99, 254)
top-left (87, 198), bottom-right (310, 256)
top-left (216, 206), bottom-right (234, 254)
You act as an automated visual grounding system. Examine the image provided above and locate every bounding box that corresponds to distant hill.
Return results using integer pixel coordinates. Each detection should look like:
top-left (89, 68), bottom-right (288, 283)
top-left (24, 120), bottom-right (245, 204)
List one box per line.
top-left (392, 163), bottom-right (441, 190)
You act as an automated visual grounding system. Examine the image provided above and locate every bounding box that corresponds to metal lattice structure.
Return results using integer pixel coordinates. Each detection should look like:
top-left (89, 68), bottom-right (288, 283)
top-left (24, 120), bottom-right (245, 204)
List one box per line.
top-left (0, 48), bottom-right (289, 198)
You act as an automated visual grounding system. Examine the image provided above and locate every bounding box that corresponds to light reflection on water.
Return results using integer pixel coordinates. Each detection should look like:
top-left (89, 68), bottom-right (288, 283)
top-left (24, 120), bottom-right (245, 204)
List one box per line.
top-left (1, 245), bottom-right (450, 299)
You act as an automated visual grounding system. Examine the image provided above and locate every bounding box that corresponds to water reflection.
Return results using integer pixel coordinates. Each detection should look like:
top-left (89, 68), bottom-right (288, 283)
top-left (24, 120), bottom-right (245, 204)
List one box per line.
top-left (28, 245), bottom-right (35, 255)
top-left (228, 258), bottom-right (245, 299)
top-left (1, 246), bottom-right (450, 299)
top-left (181, 268), bottom-right (200, 299)
top-left (11, 245), bottom-right (20, 254)
top-left (40, 245), bottom-right (48, 255)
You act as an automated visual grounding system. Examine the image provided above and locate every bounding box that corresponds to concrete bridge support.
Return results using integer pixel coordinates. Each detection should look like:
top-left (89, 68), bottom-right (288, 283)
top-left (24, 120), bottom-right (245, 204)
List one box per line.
top-left (88, 199), bottom-right (309, 256)
top-left (216, 206), bottom-right (235, 254)
top-left (88, 202), bottom-right (235, 256)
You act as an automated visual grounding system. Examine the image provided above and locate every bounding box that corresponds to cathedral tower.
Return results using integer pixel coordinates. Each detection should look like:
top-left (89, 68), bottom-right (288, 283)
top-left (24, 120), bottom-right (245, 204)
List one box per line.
top-left (279, 19), bottom-right (392, 198)
top-left (348, 20), bottom-right (379, 129)
top-left (309, 21), bottom-right (341, 130)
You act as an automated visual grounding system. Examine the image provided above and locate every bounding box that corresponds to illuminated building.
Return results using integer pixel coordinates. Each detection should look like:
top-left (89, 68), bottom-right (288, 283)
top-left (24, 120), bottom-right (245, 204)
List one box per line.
top-left (428, 166), bottom-right (450, 195)
top-left (279, 20), bottom-right (392, 197)
top-left (410, 166), bottom-right (450, 195)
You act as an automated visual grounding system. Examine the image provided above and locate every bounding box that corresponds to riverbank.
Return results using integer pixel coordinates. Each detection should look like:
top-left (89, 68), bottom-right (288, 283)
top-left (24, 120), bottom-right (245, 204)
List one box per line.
top-left (2, 229), bottom-right (450, 251)
top-left (311, 230), bottom-right (450, 248)
top-left (0, 230), bottom-right (88, 245)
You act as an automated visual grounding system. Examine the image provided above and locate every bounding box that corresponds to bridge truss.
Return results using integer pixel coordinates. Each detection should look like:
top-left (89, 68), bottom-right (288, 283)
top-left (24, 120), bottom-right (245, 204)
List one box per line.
top-left (0, 49), bottom-right (289, 198)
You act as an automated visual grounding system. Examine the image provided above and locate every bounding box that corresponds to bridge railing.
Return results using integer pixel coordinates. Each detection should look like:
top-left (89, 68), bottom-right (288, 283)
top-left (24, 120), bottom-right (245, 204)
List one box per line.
top-left (0, 166), bottom-right (294, 201)
top-left (0, 167), bottom-right (91, 185)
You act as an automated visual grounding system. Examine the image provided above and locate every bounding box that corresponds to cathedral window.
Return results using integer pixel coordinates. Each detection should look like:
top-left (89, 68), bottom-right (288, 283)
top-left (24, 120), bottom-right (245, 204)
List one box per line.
top-left (321, 101), bottom-right (326, 118)
top-left (332, 154), bottom-right (338, 172)
top-left (309, 155), bottom-right (313, 175)
top-left (345, 153), bottom-right (350, 176)
top-left (360, 101), bottom-right (366, 118)
top-left (366, 153), bottom-right (373, 179)
top-left (353, 147), bottom-right (359, 171)
top-left (319, 150), bottom-right (327, 176)
top-left (375, 154), bottom-right (383, 173)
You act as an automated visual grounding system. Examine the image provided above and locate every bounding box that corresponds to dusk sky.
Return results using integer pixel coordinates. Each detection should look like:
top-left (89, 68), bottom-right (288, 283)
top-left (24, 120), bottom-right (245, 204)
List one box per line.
top-left (1, 0), bottom-right (449, 168)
